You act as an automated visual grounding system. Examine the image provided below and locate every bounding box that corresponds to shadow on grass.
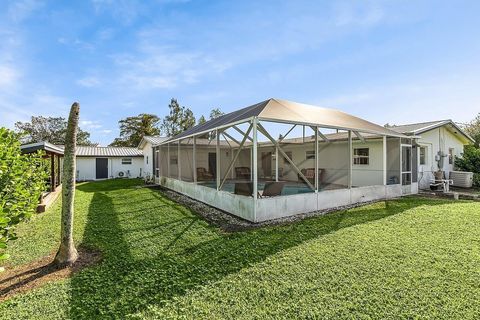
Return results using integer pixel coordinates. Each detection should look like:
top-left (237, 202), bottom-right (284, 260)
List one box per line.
top-left (69, 180), bottom-right (450, 318)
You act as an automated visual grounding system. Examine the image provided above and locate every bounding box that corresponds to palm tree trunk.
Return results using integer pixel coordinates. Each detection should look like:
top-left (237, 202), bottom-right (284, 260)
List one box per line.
top-left (53, 102), bottom-right (79, 267)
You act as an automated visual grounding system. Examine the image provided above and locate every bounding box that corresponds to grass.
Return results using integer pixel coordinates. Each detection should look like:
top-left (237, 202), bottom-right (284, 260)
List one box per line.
top-left (0, 179), bottom-right (479, 319)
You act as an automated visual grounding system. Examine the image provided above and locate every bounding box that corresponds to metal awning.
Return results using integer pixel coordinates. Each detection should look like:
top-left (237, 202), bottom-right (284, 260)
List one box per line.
top-left (161, 98), bottom-right (406, 144)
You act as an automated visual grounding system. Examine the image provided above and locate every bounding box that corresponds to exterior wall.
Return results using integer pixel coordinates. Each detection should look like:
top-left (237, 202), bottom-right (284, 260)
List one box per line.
top-left (76, 156), bottom-right (144, 181)
top-left (141, 141), bottom-right (154, 178)
top-left (416, 127), bottom-right (467, 189)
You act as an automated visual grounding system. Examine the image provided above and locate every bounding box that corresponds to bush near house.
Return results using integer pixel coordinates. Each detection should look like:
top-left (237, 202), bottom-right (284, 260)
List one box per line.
top-left (0, 128), bottom-right (48, 267)
top-left (455, 145), bottom-right (480, 187)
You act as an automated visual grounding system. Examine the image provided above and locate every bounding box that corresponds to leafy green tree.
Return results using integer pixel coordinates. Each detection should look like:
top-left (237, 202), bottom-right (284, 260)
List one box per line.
top-left (464, 113), bottom-right (480, 147)
top-left (0, 127), bottom-right (48, 270)
top-left (209, 108), bottom-right (225, 120)
top-left (15, 116), bottom-right (92, 145)
top-left (110, 114), bottom-right (161, 147)
top-left (161, 99), bottom-right (196, 137)
top-left (455, 145), bottom-right (480, 187)
top-left (197, 115), bottom-right (207, 125)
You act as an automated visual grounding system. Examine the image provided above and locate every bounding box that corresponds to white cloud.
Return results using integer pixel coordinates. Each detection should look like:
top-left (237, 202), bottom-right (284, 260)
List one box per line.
top-left (333, 2), bottom-right (384, 27)
top-left (77, 76), bottom-right (101, 87)
top-left (0, 64), bottom-right (20, 88)
top-left (80, 120), bottom-right (103, 129)
top-left (7, 0), bottom-right (44, 23)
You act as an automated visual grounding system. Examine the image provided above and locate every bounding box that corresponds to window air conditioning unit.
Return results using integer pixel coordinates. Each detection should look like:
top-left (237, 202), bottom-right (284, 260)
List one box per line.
top-left (450, 171), bottom-right (473, 188)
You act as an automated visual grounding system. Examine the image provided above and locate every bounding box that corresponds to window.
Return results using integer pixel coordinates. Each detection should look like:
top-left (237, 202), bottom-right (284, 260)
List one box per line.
top-left (449, 148), bottom-right (454, 165)
top-left (353, 148), bottom-right (369, 165)
top-left (305, 150), bottom-right (315, 160)
top-left (121, 158), bottom-right (132, 165)
top-left (419, 147), bottom-right (426, 165)
top-left (146, 156), bottom-right (149, 164)
top-left (170, 155), bottom-right (178, 165)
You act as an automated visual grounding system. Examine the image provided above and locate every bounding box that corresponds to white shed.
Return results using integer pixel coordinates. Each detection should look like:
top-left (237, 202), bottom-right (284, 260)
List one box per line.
top-left (76, 146), bottom-right (144, 181)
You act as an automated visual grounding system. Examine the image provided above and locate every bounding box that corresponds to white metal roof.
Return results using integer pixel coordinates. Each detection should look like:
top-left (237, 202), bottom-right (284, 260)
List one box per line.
top-left (76, 146), bottom-right (143, 157)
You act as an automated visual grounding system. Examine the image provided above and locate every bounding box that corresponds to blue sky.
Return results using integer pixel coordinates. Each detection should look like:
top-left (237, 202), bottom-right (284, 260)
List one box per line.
top-left (1, 0), bottom-right (479, 146)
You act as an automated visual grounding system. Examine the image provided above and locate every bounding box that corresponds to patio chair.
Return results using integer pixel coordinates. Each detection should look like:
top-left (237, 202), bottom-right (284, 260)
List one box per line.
top-left (197, 167), bottom-right (214, 181)
top-left (235, 167), bottom-right (251, 180)
top-left (261, 181), bottom-right (285, 197)
top-left (297, 168), bottom-right (325, 184)
top-left (234, 182), bottom-right (254, 196)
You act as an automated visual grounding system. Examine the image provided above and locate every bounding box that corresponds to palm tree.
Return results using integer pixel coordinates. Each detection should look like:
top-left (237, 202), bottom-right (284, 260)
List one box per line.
top-left (53, 102), bottom-right (79, 267)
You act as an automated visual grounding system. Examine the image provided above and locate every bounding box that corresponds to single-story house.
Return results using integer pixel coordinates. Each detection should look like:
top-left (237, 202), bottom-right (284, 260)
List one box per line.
top-left (387, 120), bottom-right (474, 189)
top-left (138, 136), bottom-right (168, 179)
top-left (76, 146), bottom-right (144, 181)
top-left (151, 98), bottom-right (421, 222)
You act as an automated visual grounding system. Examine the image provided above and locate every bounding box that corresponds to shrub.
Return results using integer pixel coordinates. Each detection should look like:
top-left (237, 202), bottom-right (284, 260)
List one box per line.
top-left (0, 127), bottom-right (48, 268)
top-left (455, 145), bottom-right (480, 187)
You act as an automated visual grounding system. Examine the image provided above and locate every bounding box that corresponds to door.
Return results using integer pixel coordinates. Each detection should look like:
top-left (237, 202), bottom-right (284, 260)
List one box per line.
top-left (401, 146), bottom-right (412, 185)
top-left (208, 153), bottom-right (216, 178)
top-left (96, 158), bottom-right (108, 179)
top-left (261, 152), bottom-right (272, 178)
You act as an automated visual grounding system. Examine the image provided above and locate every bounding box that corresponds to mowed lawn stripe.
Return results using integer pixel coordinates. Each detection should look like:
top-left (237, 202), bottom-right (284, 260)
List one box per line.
top-left (1, 179), bottom-right (479, 319)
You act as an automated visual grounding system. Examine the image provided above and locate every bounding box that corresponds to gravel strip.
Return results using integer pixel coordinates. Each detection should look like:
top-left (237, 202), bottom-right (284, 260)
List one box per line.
top-left (149, 186), bottom-right (391, 232)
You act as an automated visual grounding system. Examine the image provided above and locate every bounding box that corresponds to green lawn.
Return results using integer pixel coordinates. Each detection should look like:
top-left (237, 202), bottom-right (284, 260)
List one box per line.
top-left (1, 179), bottom-right (480, 319)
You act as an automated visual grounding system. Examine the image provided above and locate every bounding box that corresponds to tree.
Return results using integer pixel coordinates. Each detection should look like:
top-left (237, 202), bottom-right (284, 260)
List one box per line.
top-left (197, 115), bottom-right (206, 125)
top-left (15, 116), bottom-right (92, 145)
top-left (53, 103), bottom-right (80, 267)
top-left (161, 99), bottom-right (196, 137)
top-left (455, 145), bottom-right (480, 187)
top-left (463, 113), bottom-right (480, 147)
top-left (110, 114), bottom-right (161, 147)
top-left (0, 128), bottom-right (48, 271)
top-left (197, 108), bottom-right (225, 139)
top-left (209, 108), bottom-right (225, 120)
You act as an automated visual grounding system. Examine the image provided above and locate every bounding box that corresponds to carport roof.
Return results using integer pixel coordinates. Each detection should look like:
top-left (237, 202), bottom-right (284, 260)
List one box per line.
top-left (165, 98), bottom-right (406, 143)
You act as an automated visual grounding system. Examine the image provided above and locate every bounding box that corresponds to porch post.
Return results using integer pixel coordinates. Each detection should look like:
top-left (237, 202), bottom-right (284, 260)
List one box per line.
top-left (167, 143), bottom-right (170, 177)
top-left (383, 136), bottom-right (387, 185)
top-left (50, 153), bottom-right (55, 192)
top-left (348, 130), bottom-right (352, 189)
top-left (193, 136), bottom-right (197, 183)
top-left (56, 154), bottom-right (61, 187)
top-left (178, 141), bottom-right (181, 181)
top-left (252, 117), bottom-right (258, 199)
top-left (216, 129), bottom-right (220, 190)
top-left (315, 126), bottom-right (319, 192)
top-left (275, 146), bottom-right (279, 182)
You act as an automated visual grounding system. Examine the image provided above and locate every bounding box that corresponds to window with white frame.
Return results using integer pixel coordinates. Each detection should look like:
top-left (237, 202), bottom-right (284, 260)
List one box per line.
top-left (353, 148), bottom-right (369, 165)
top-left (121, 158), bottom-right (132, 165)
top-left (419, 146), bottom-right (426, 165)
top-left (305, 150), bottom-right (315, 160)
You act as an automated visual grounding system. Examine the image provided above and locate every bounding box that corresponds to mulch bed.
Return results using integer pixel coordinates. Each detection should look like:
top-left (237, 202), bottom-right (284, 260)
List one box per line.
top-left (0, 247), bottom-right (101, 301)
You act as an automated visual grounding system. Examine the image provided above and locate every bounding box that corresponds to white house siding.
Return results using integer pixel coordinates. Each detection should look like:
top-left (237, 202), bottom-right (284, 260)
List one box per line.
top-left (141, 141), bottom-right (154, 178)
top-left (76, 157), bottom-right (144, 181)
top-left (416, 127), bottom-right (466, 189)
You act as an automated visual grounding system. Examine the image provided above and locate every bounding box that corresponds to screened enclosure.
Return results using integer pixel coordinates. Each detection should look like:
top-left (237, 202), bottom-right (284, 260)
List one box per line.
top-left (153, 98), bottom-right (415, 222)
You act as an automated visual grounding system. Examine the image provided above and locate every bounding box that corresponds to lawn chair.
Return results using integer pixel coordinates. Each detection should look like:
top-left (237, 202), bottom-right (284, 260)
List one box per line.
top-left (261, 181), bottom-right (285, 197)
top-left (234, 182), bottom-right (254, 196)
top-left (197, 167), bottom-right (214, 181)
top-left (235, 167), bottom-right (251, 180)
